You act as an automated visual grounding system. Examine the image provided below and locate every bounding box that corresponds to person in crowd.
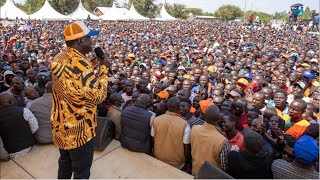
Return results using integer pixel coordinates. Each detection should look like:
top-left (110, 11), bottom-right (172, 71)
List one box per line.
top-left (25, 88), bottom-right (39, 109)
top-left (50, 22), bottom-right (111, 179)
top-left (221, 113), bottom-right (244, 152)
top-left (122, 79), bottom-right (134, 103)
top-left (272, 132), bottom-right (319, 179)
top-left (152, 97), bottom-right (191, 172)
top-left (25, 69), bottom-right (38, 89)
top-left (227, 130), bottom-right (270, 179)
top-left (29, 81), bottom-right (53, 144)
top-left (107, 93), bottom-right (124, 140)
top-left (7, 76), bottom-right (26, 107)
top-left (285, 99), bottom-right (310, 140)
top-left (34, 72), bottom-right (49, 97)
top-left (234, 98), bottom-right (248, 131)
top-left (252, 92), bottom-right (267, 113)
top-left (121, 94), bottom-right (154, 154)
top-left (191, 105), bottom-right (230, 175)
top-left (0, 71), bottom-right (15, 93)
top-left (179, 99), bottom-right (204, 128)
top-left (0, 91), bottom-right (38, 159)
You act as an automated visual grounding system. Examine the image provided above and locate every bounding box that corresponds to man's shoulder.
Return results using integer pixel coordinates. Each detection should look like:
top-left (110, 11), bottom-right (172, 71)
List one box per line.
top-left (272, 159), bottom-right (290, 169)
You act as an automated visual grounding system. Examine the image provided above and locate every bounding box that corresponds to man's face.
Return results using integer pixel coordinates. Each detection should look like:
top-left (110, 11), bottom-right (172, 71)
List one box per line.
top-left (296, 67), bottom-right (305, 79)
top-left (288, 102), bottom-right (304, 120)
top-left (274, 93), bottom-right (286, 108)
top-left (277, 75), bottom-right (287, 88)
top-left (182, 80), bottom-right (191, 90)
top-left (252, 94), bottom-right (265, 109)
top-left (222, 116), bottom-right (234, 132)
top-left (177, 90), bottom-right (189, 100)
top-left (292, 85), bottom-right (303, 96)
top-left (179, 102), bottom-right (190, 115)
top-left (125, 82), bottom-right (134, 94)
top-left (80, 36), bottom-right (93, 54)
top-left (139, 80), bottom-right (148, 91)
top-left (12, 78), bottom-right (25, 92)
top-left (221, 101), bottom-right (233, 113)
top-left (192, 96), bottom-right (202, 109)
top-left (199, 76), bottom-right (208, 86)
top-left (194, 69), bottom-right (202, 78)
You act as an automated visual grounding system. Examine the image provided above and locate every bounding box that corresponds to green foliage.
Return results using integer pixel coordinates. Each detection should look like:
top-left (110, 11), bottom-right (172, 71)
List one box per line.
top-left (301, 6), bottom-right (313, 20)
top-left (165, 3), bottom-right (187, 19)
top-left (214, 5), bottom-right (243, 20)
top-left (127, 0), bottom-right (157, 18)
top-left (4, 0), bottom-right (116, 15)
top-left (273, 11), bottom-right (288, 20)
top-left (0, 0), bottom-right (5, 6)
top-left (244, 10), bottom-right (273, 23)
top-left (184, 8), bottom-right (203, 16)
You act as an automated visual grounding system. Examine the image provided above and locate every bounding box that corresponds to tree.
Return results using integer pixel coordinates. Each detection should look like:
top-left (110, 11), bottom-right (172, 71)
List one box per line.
top-left (214, 5), bottom-right (243, 20)
top-left (243, 10), bottom-right (273, 23)
top-left (165, 3), bottom-right (187, 19)
top-left (301, 6), bottom-right (314, 20)
top-left (184, 8), bottom-right (203, 16)
top-left (0, 0), bottom-right (4, 6)
top-left (126, 0), bottom-right (157, 18)
top-left (82, 0), bottom-right (115, 11)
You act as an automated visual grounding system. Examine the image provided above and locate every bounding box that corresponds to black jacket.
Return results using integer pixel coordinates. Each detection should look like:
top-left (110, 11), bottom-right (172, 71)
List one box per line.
top-left (120, 103), bottom-right (153, 154)
top-left (227, 151), bottom-right (270, 179)
top-left (0, 105), bottom-right (35, 153)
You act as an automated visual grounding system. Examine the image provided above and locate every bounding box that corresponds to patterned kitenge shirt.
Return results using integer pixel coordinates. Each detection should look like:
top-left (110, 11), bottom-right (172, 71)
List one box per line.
top-left (51, 47), bottom-right (108, 150)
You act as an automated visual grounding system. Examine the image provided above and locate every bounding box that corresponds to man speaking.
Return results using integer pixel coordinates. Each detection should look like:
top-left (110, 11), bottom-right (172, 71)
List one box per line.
top-left (51, 21), bottom-right (110, 179)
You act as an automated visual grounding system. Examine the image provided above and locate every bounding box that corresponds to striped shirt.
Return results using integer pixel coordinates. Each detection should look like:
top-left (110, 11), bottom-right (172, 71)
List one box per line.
top-left (51, 47), bottom-right (108, 150)
top-left (272, 159), bottom-right (319, 179)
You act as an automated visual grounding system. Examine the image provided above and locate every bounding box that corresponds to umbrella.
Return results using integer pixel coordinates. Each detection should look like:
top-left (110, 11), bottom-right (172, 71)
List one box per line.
top-left (291, 3), bottom-right (303, 7)
top-left (17, 25), bottom-right (31, 31)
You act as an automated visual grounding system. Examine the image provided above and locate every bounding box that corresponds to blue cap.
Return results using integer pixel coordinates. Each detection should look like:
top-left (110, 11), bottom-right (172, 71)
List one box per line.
top-left (303, 71), bottom-right (314, 79)
top-left (244, 73), bottom-right (253, 79)
top-left (294, 135), bottom-right (319, 165)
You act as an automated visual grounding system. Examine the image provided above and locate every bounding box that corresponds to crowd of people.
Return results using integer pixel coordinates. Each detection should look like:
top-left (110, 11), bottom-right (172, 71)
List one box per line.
top-left (0, 18), bottom-right (319, 179)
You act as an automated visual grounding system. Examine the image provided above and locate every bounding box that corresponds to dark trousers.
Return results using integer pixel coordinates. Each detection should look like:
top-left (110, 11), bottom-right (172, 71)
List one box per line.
top-left (58, 139), bottom-right (94, 179)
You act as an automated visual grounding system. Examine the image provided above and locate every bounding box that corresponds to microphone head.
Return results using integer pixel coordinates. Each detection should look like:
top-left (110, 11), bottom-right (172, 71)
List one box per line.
top-left (94, 47), bottom-right (105, 59)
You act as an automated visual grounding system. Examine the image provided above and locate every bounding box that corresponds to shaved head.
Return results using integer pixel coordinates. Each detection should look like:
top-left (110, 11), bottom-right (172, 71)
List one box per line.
top-left (204, 105), bottom-right (220, 125)
top-left (0, 92), bottom-right (15, 105)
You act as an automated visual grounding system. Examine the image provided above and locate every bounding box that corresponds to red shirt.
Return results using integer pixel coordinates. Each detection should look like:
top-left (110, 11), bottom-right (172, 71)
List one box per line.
top-left (236, 112), bottom-right (248, 131)
top-left (229, 131), bottom-right (245, 152)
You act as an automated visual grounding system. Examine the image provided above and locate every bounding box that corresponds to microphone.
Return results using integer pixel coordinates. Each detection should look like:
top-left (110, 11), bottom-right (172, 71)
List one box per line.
top-left (94, 47), bottom-right (105, 60)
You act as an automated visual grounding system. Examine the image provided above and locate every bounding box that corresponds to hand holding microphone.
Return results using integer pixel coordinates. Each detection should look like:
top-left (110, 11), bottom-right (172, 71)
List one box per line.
top-left (94, 47), bottom-right (111, 68)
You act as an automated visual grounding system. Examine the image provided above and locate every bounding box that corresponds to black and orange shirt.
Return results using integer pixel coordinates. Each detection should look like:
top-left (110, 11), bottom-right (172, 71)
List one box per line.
top-left (51, 47), bottom-right (108, 150)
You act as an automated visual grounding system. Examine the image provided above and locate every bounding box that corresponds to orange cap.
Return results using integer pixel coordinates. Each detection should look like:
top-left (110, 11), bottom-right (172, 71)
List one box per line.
top-left (157, 90), bottom-right (169, 100)
top-left (64, 21), bottom-right (99, 41)
top-left (199, 100), bottom-right (213, 114)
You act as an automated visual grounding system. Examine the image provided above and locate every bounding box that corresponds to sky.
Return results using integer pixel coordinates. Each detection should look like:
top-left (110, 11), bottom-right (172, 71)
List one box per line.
top-left (13, 0), bottom-right (320, 14)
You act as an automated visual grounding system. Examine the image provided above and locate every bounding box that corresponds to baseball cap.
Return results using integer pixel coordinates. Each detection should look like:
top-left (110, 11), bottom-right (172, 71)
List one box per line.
top-left (226, 90), bottom-right (241, 98)
top-left (244, 72), bottom-right (253, 79)
top-left (303, 71), bottom-right (314, 79)
top-left (237, 78), bottom-right (249, 87)
top-left (310, 58), bottom-right (318, 63)
top-left (4, 70), bottom-right (15, 76)
top-left (293, 81), bottom-right (307, 89)
top-left (294, 135), bottom-right (319, 165)
top-left (64, 21), bottom-right (99, 41)
top-left (177, 66), bottom-right (187, 72)
top-left (157, 90), bottom-right (169, 100)
top-left (199, 100), bottom-right (213, 114)
top-left (243, 129), bottom-right (264, 153)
